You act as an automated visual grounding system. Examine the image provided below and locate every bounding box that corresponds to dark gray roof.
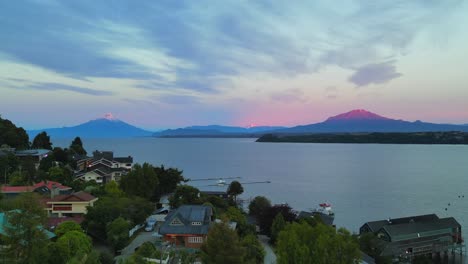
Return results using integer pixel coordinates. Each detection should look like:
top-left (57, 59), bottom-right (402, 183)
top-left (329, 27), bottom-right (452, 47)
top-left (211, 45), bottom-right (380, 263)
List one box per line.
top-left (363, 214), bottom-right (439, 232)
top-left (113, 156), bottom-right (133, 163)
top-left (382, 217), bottom-right (460, 239)
top-left (159, 205), bottom-right (212, 235)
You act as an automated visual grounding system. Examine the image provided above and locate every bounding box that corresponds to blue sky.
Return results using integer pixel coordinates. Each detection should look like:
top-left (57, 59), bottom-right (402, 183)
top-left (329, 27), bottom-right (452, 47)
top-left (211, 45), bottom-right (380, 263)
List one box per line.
top-left (1, 0), bottom-right (468, 129)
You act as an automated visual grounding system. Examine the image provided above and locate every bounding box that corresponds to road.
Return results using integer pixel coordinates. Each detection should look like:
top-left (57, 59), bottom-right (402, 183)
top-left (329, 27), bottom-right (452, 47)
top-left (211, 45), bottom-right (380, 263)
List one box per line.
top-left (115, 230), bottom-right (160, 262)
top-left (258, 235), bottom-right (277, 264)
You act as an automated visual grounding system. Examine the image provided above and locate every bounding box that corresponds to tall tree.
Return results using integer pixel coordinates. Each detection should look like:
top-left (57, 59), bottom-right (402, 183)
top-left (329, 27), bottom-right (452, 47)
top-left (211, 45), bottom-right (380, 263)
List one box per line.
top-left (169, 185), bottom-right (201, 208)
top-left (241, 234), bottom-right (265, 264)
top-left (270, 213), bottom-right (286, 245)
top-left (69, 137), bottom-right (87, 156)
top-left (258, 204), bottom-right (296, 235)
top-left (201, 222), bottom-right (246, 264)
top-left (56, 230), bottom-right (92, 262)
top-left (106, 217), bottom-right (130, 251)
top-left (227, 180), bottom-right (244, 202)
top-left (276, 222), bottom-right (361, 264)
top-left (54, 221), bottom-right (83, 237)
top-left (31, 131), bottom-right (53, 150)
top-left (0, 116), bottom-right (29, 149)
top-left (248, 196), bottom-right (271, 217)
top-left (153, 165), bottom-right (186, 197)
top-left (120, 163), bottom-right (159, 200)
top-left (4, 193), bottom-right (49, 263)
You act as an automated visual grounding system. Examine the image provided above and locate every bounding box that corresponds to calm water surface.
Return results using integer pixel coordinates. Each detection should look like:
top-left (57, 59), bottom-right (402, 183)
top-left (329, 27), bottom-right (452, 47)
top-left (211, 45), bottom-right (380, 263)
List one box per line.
top-left (54, 137), bottom-right (468, 238)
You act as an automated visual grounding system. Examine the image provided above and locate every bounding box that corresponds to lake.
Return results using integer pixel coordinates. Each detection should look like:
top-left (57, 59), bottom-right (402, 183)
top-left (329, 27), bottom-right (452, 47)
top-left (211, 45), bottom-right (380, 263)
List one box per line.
top-left (54, 137), bottom-right (468, 237)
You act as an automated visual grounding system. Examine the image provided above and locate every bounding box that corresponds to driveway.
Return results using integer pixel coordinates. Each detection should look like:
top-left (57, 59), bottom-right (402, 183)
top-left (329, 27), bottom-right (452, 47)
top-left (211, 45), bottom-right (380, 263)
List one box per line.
top-left (258, 235), bottom-right (277, 264)
top-left (115, 229), bottom-right (161, 262)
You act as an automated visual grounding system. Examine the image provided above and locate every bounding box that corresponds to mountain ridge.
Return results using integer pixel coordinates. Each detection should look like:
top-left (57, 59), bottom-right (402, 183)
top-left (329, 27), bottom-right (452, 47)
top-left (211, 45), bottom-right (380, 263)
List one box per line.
top-left (27, 117), bottom-right (153, 139)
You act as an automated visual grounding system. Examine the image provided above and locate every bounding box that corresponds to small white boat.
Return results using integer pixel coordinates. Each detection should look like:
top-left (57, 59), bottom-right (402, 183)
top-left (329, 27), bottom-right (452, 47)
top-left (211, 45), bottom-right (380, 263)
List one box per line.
top-left (217, 179), bottom-right (226, 186)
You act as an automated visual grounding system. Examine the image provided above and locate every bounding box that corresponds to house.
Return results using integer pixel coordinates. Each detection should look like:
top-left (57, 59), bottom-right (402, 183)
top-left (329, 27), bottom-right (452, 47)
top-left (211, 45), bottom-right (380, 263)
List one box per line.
top-left (0, 181), bottom-right (72, 199)
top-left (75, 150), bottom-right (133, 183)
top-left (159, 205), bottom-right (214, 249)
top-left (199, 186), bottom-right (229, 200)
top-left (14, 149), bottom-right (52, 168)
top-left (44, 191), bottom-right (98, 218)
top-left (0, 210), bottom-right (56, 240)
top-left (360, 214), bottom-right (463, 259)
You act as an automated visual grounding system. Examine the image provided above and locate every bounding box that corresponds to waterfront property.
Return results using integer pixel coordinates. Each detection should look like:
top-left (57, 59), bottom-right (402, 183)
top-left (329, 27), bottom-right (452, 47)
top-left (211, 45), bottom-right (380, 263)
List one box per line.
top-left (0, 180), bottom-right (72, 198)
top-left (75, 150), bottom-right (133, 183)
top-left (159, 205), bottom-right (214, 249)
top-left (43, 191), bottom-right (98, 218)
top-left (360, 214), bottom-right (464, 260)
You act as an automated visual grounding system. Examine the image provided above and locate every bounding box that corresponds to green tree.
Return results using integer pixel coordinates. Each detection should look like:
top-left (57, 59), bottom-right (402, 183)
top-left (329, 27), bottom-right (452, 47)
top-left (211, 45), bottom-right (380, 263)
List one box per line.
top-left (106, 217), bottom-right (130, 251)
top-left (201, 222), bottom-right (246, 264)
top-left (84, 196), bottom-right (152, 239)
top-left (21, 158), bottom-right (37, 184)
top-left (258, 204), bottom-right (296, 235)
top-left (0, 152), bottom-right (19, 183)
top-left (241, 234), bottom-right (265, 264)
top-left (248, 196), bottom-right (271, 217)
top-left (104, 180), bottom-right (124, 197)
top-left (55, 221), bottom-right (83, 237)
top-left (69, 137), bottom-right (87, 156)
top-left (52, 147), bottom-right (69, 164)
top-left (120, 163), bottom-right (159, 200)
top-left (270, 213), bottom-right (286, 245)
top-left (4, 193), bottom-right (49, 264)
top-left (169, 185), bottom-right (201, 208)
top-left (153, 165), bottom-right (186, 197)
top-left (0, 116), bottom-right (29, 149)
top-left (276, 222), bottom-right (361, 264)
top-left (31, 131), bottom-right (53, 150)
top-left (9, 171), bottom-right (27, 186)
top-left (56, 230), bottom-right (92, 262)
top-left (227, 181), bottom-right (244, 202)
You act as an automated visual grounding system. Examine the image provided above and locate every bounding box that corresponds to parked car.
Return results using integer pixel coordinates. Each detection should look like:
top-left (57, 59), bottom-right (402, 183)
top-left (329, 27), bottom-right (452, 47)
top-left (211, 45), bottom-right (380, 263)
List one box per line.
top-left (145, 219), bottom-right (156, 232)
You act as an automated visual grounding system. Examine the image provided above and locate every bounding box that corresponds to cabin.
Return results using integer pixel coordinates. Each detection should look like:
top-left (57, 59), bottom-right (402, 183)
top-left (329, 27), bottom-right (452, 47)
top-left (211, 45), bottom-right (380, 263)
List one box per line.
top-left (360, 214), bottom-right (463, 260)
top-left (159, 205), bottom-right (213, 249)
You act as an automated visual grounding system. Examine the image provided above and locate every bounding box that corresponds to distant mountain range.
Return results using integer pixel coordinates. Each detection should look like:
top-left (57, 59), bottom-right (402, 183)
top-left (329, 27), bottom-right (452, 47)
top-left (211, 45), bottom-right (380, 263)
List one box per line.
top-left (273, 109), bottom-right (468, 134)
top-left (154, 125), bottom-right (286, 137)
top-left (27, 109), bottom-right (468, 139)
top-left (28, 117), bottom-right (153, 139)
top-left (154, 109), bottom-right (468, 137)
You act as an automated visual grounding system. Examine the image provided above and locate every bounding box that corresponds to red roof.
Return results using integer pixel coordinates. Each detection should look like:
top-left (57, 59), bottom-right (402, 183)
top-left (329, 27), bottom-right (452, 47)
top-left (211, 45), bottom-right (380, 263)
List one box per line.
top-left (33, 181), bottom-right (71, 190)
top-left (49, 191), bottom-right (97, 202)
top-left (1, 181), bottom-right (71, 193)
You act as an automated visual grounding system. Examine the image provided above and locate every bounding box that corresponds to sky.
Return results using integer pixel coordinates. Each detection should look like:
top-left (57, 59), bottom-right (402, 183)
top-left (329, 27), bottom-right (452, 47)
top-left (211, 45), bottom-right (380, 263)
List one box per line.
top-left (1, 0), bottom-right (468, 130)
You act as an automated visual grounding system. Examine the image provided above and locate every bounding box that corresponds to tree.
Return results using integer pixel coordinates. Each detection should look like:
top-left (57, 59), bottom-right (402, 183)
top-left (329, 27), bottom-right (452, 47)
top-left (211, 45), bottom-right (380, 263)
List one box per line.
top-left (153, 165), bottom-right (186, 197)
top-left (248, 196), bottom-right (271, 217)
top-left (52, 147), bottom-right (69, 164)
top-left (9, 170), bottom-right (28, 186)
top-left (201, 222), bottom-right (246, 264)
top-left (120, 163), bottom-right (159, 200)
top-left (241, 234), bottom-right (265, 264)
top-left (55, 221), bottom-right (83, 237)
top-left (169, 185), bottom-right (201, 208)
top-left (227, 181), bottom-right (244, 202)
top-left (104, 180), bottom-right (124, 197)
top-left (0, 152), bottom-right (19, 183)
top-left (56, 230), bottom-right (92, 262)
top-left (84, 196), bottom-right (152, 239)
top-left (270, 213), bottom-right (286, 245)
top-left (31, 131), bottom-right (53, 150)
top-left (257, 204), bottom-right (296, 235)
top-left (0, 116), bottom-right (29, 149)
top-left (276, 222), bottom-right (361, 264)
top-left (69, 137), bottom-right (87, 156)
top-left (106, 217), bottom-right (130, 251)
top-left (3, 193), bottom-right (49, 263)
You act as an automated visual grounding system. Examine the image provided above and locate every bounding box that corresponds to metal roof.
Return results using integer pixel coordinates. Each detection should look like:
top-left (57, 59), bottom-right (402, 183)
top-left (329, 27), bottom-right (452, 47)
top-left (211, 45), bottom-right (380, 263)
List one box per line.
top-left (159, 205), bottom-right (212, 235)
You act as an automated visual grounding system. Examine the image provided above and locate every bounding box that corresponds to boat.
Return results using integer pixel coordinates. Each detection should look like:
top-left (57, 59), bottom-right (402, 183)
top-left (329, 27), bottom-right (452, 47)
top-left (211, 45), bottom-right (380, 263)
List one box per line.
top-left (216, 179), bottom-right (226, 186)
top-left (298, 202), bottom-right (335, 226)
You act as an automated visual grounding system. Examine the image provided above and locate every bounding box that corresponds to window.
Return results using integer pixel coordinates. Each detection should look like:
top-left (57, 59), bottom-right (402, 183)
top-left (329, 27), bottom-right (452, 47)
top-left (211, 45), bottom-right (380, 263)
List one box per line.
top-left (188, 237), bottom-right (203, 243)
top-left (171, 218), bottom-right (183, 226)
top-left (191, 222), bottom-right (202, 226)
